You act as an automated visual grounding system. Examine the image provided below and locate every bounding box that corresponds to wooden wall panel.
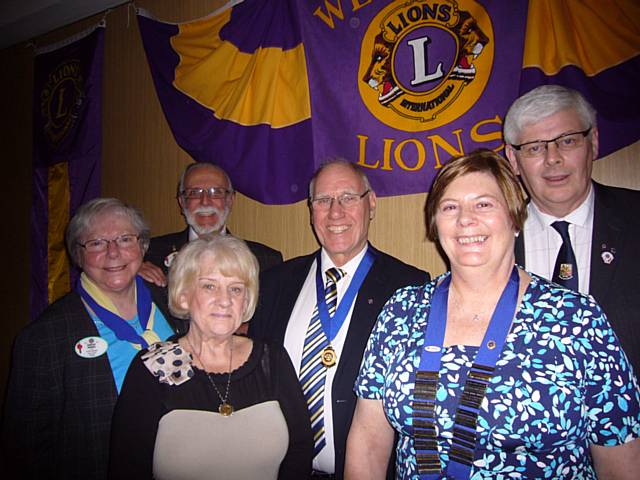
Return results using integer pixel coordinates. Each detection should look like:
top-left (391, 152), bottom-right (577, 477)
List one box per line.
top-left (1, 0), bottom-right (638, 402)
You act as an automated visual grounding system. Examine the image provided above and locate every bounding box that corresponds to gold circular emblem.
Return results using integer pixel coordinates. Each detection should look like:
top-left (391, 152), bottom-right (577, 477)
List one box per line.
top-left (358, 0), bottom-right (494, 131)
top-left (487, 340), bottom-right (496, 350)
top-left (321, 346), bottom-right (337, 368)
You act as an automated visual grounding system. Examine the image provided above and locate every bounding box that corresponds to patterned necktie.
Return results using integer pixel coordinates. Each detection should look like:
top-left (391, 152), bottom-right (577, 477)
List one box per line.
top-left (299, 267), bottom-right (345, 457)
top-left (552, 221), bottom-right (579, 291)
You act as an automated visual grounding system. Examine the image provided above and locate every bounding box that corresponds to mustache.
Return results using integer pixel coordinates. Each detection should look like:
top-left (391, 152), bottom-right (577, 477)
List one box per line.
top-left (192, 206), bottom-right (223, 215)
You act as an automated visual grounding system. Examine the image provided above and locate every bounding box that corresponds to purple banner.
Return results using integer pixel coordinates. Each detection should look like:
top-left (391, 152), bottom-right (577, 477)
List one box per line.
top-left (30, 25), bottom-right (104, 319)
top-left (138, 0), bottom-right (528, 204)
top-left (300, 0), bottom-right (528, 197)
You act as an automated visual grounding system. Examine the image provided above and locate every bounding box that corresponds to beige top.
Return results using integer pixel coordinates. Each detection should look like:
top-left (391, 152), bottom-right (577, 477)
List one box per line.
top-left (152, 401), bottom-right (289, 480)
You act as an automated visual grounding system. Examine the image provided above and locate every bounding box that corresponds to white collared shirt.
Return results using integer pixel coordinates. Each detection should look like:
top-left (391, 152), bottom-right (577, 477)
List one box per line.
top-left (284, 245), bottom-right (368, 474)
top-left (522, 185), bottom-right (594, 294)
top-left (188, 226), bottom-right (227, 241)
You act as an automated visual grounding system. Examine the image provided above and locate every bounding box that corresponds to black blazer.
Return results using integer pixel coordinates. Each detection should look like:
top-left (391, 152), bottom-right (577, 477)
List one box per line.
top-left (145, 228), bottom-right (283, 273)
top-left (516, 181), bottom-right (640, 372)
top-left (1, 282), bottom-right (185, 480)
top-left (249, 246), bottom-right (429, 479)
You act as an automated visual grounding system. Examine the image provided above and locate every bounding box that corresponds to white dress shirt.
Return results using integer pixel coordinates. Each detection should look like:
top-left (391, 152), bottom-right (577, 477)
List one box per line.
top-left (284, 245), bottom-right (368, 474)
top-left (522, 185), bottom-right (594, 295)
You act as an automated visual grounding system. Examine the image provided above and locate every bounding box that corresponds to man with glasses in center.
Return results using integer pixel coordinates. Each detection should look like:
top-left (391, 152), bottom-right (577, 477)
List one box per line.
top-left (140, 163), bottom-right (282, 286)
top-left (504, 84), bottom-right (640, 372)
top-left (250, 159), bottom-right (428, 479)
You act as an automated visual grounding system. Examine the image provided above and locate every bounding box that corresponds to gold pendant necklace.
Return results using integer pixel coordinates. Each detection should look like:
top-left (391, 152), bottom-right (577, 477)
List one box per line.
top-left (187, 337), bottom-right (234, 416)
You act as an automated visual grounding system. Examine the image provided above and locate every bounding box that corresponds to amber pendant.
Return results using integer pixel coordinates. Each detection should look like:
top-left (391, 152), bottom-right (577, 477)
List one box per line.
top-left (219, 402), bottom-right (234, 416)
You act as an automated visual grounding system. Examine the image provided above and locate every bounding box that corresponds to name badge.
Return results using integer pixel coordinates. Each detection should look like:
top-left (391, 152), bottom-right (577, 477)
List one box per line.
top-left (75, 336), bottom-right (108, 358)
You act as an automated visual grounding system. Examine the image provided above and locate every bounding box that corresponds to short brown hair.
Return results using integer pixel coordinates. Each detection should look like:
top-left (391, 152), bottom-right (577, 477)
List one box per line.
top-left (425, 149), bottom-right (527, 241)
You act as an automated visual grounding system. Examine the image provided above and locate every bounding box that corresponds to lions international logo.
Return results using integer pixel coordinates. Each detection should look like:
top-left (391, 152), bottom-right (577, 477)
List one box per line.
top-left (358, 0), bottom-right (493, 132)
top-left (40, 59), bottom-right (85, 146)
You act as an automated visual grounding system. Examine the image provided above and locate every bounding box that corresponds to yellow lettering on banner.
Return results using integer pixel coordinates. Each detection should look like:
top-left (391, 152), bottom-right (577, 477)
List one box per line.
top-left (470, 115), bottom-right (503, 153)
top-left (356, 116), bottom-right (504, 173)
top-left (394, 139), bottom-right (425, 171)
top-left (357, 134), bottom-right (378, 168)
top-left (47, 162), bottom-right (71, 304)
top-left (313, 0), bottom-right (345, 29)
top-left (351, 0), bottom-right (373, 12)
top-left (428, 129), bottom-right (463, 169)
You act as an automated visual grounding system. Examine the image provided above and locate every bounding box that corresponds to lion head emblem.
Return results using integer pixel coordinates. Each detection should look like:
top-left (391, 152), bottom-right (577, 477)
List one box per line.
top-left (361, 33), bottom-right (402, 106)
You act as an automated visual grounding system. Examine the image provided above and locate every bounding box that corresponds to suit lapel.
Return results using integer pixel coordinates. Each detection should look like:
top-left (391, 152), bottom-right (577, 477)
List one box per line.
top-left (275, 253), bottom-right (316, 343)
top-left (589, 183), bottom-right (624, 301)
top-left (333, 249), bottom-right (385, 391)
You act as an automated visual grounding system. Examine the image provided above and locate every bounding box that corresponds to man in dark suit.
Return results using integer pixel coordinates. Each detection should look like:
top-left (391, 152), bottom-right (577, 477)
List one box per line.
top-left (504, 84), bottom-right (640, 372)
top-left (140, 163), bottom-right (282, 286)
top-left (250, 160), bottom-right (429, 479)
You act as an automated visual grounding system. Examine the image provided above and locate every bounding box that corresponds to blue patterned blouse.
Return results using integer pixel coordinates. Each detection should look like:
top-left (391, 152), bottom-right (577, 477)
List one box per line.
top-left (355, 271), bottom-right (640, 479)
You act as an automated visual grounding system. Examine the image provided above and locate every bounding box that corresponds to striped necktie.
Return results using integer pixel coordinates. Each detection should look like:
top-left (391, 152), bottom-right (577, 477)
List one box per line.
top-left (299, 267), bottom-right (345, 457)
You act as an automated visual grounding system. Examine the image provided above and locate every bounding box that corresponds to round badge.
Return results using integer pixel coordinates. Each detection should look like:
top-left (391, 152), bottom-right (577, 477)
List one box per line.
top-left (321, 346), bottom-right (337, 368)
top-left (75, 336), bottom-right (108, 358)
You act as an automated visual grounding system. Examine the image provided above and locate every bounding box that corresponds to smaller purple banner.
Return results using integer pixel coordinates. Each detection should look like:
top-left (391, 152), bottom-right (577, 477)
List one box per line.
top-left (30, 25), bottom-right (104, 319)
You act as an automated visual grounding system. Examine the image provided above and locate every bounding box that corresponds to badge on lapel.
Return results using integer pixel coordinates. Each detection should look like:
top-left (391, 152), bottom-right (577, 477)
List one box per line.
top-left (75, 336), bottom-right (108, 358)
top-left (164, 247), bottom-right (179, 268)
top-left (600, 244), bottom-right (615, 265)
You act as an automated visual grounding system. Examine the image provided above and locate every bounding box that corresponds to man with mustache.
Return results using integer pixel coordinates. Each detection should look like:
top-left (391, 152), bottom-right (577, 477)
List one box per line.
top-left (504, 84), bottom-right (640, 372)
top-left (139, 163), bottom-right (282, 286)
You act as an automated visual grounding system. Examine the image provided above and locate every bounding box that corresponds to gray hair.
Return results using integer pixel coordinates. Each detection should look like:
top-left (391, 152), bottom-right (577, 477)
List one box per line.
top-left (308, 158), bottom-right (373, 200)
top-left (66, 197), bottom-right (151, 267)
top-left (178, 163), bottom-right (234, 197)
top-left (168, 234), bottom-right (259, 322)
top-left (503, 85), bottom-right (597, 145)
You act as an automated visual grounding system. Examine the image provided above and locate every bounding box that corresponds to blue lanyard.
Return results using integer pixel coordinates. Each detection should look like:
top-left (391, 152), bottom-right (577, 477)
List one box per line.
top-left (77, 275), bottom-right (153, 348)
top-left (314, 247), bottom-right (376, 342)
top-left (416, 266), bottom-right (520, 479)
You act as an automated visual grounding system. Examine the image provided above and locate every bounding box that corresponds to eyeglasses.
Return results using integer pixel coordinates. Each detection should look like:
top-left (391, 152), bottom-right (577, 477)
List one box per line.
top-left (511, 128), bottom-right (592, 158)
top-left (78, 234), bottom-right (140, 253)
top-left (180, 187), bottom-right (232, 200)
top-left (310, 190), bottom-right (370, 210)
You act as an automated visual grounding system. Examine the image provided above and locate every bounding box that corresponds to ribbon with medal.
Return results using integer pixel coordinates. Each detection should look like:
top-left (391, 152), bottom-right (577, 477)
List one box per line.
top-left (414, 266), bottom-right (520, 479)
top-left (315, 247), bottom-right (376, 367)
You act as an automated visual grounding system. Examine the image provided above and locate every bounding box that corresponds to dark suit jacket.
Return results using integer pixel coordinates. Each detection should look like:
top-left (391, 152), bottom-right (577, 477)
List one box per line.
top-left (145, 228), bottom-right (283, 273)
top-left (249, 246), bottom-right (429, 479)
top-left (1, 282), bottom-right (186, 480)
top-left (516, 181), bottom-right (640, 372)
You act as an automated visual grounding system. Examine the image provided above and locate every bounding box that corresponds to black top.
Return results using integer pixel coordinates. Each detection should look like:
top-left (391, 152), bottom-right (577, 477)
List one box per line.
top-left (145, 228), bottom-right (283, 274)
top-left (1, 282), bottom-right (184, 480)
top-left (108, 338), bottom-right (312, 479)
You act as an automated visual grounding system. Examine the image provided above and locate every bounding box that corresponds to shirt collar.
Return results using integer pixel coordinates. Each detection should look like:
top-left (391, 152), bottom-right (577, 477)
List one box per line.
top-left (528, 182), bottom-right (594, 230)
top-left (320, 244), bottom-right (369, 280)
top-left (188, 225), bottom-right (227, 241)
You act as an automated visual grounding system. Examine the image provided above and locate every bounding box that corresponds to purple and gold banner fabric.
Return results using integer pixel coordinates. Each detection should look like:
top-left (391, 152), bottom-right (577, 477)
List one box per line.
top-left (138, 0), bottom-right (638, 204)
top-left (138, 0), bottom-right (528, 204)
top-left (31, 25), bottom-right (104, 319)
top-left (520, 0), bottom-right (640, 158)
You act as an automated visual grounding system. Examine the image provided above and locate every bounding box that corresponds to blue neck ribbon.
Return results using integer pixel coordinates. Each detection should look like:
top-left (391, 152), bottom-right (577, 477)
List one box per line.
top-left (314, 247), bottom-right (376, 342)
top-left (416, 266), bottom-right (520, 480)
top-left (77, 275), bottom-right (153, 349)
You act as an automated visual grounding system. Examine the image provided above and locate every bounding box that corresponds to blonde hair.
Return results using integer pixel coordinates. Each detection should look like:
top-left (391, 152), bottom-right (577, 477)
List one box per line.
top-left (168, 234), bottom-right (259, 322)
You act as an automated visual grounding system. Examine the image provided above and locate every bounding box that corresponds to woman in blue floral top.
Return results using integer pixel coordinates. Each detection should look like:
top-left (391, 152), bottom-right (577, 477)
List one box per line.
top-left (345, 150), bottom-right (640, 479)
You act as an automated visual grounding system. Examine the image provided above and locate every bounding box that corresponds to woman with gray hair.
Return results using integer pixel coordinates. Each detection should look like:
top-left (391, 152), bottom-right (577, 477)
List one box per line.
top-left (3, 197), bottom-right (185, 480)
top-left (109, 234), bottom-right (312, 480)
